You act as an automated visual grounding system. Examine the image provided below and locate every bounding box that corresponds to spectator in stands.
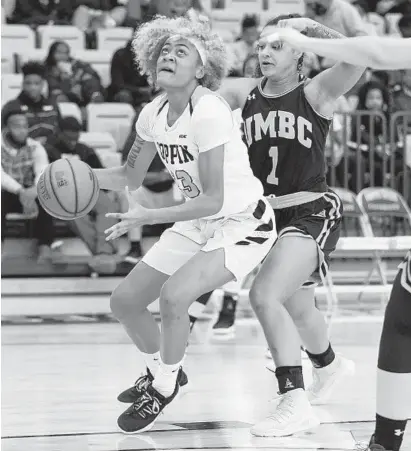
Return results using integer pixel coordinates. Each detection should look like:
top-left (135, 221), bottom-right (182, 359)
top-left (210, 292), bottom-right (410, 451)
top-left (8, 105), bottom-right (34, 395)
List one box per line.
top-left (1, 62), bottom-right (60, 146)
top-left (9, 0), bottom-right (74, 25)
top-left (398, 14), bottom-right (411, 37)
top-left (72, 0), bottom-right (127, 31)
top-left (349, 80), bottom-right (402, 189)
top-left (351, 0), bottom-right (381, 35)
top-left (44, 116), bottom-right (119, 274)
top-left (44, 41), bottom-right (105, 107)
top-left (108, 36), bottom-right (153, 109)
top-left (305, 0), bottom-right (368, 69)
top-left (243, 53), bottom-right (259, 78)
top-left (393, 69), bottom-right (411, 132)
top-left (1, 108), bottom-right (56, 262)
top-left (229, 14), bottom-right (259, 76)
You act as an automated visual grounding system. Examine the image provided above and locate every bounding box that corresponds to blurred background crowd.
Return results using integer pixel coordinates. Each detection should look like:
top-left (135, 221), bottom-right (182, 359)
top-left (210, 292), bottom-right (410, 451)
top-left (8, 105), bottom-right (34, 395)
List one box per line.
top-left (1, 0), bottom-right (410, 277)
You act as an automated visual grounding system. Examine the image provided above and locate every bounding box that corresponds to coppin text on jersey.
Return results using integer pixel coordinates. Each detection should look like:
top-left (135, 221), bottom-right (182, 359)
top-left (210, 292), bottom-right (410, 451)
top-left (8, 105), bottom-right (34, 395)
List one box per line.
top-left (157, 142), bottom-right (194, 165)
top-left (243, 111), bottom-right (313, 149)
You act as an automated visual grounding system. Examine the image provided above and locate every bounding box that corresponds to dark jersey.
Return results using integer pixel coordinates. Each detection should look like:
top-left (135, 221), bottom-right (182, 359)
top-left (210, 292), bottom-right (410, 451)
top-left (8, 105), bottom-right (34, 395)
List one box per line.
top-left (242, 79), bottom-right (331, 197)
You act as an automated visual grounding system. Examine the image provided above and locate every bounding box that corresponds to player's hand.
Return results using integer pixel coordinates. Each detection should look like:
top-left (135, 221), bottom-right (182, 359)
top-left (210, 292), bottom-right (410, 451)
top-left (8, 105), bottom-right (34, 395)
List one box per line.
top-left (276, 17), bottom-right (314, 33)
top-left (266, 27), bottom-right (309, 50)
top-left (104, 186), bottom-right (151, 240)
top-left (19, 187), bottom-right (38, 215)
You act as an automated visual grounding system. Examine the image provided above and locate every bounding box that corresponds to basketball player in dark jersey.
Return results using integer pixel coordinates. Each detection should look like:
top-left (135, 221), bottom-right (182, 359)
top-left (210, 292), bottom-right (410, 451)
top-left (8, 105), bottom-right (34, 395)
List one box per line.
top-left (219, 14), bottom-right (366, 436)
top-left (267, 27), bottom-right (411, 451)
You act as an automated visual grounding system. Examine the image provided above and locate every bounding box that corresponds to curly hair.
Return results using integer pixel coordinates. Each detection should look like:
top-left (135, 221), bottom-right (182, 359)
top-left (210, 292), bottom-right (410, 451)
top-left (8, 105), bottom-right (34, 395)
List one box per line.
top-left (132, 15), bottom-right (228, 91)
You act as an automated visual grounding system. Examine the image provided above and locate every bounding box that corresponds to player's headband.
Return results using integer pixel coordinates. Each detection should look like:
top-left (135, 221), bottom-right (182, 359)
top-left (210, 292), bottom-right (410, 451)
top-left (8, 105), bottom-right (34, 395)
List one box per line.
top-left (167, 33), bottom-right (207, 65)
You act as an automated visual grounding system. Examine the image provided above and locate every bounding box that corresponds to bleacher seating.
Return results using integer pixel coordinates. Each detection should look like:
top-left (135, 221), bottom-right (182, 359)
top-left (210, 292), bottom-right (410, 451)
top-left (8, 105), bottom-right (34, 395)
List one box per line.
top-left (86, 102), bottom-right (135, 152)
top-left (264, 0), bottom-right (304, 15)
top-left (1, 73), bottom-right (23, 106)
top-left (2, 52), bottom-right (15, 74)
top-left (37, 25), bottom-right (86, 50)
top-left (16, 49), bottom-right (48, 69)
top-left (96, 27), bottom-right (133, 53)
top-left (71, 49), bottom-right (114, 88)
top-left (57, 102), bottom-right (83, 123)
top-left (1, 25), bottom-right (35, 55)
top-left (79, 132), bottom-right (120, 168)
top-left (222, 0), bottom-right (263, 13)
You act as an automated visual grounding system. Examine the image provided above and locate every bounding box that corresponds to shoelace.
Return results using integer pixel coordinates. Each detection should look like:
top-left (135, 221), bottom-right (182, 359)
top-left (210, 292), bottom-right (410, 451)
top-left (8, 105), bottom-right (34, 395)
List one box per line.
top-left (131, 392), bottom-right (153, 415)
top-left (134, 374), bottom-right (150, 392)
top-left (267, 393), bottom-right (295, 423)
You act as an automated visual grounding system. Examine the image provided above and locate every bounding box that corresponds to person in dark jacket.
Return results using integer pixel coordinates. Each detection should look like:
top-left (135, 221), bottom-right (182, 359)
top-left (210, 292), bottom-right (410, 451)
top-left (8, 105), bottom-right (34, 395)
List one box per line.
top-left (44, 41), bottom-right (105, 107)
top-left (108, 38), bottom-right (152, 108)
top-left (1, 62), bottom-right (61, 146)
top-left (44, 116), bottom-right (119, 274)
top-left (9, 0), bottom-right (74, 25)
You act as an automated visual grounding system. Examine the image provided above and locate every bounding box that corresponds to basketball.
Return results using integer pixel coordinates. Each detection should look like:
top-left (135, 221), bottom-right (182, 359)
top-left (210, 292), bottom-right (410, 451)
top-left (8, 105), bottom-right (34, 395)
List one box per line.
top-left (37, 159), bottom-right (100, 220)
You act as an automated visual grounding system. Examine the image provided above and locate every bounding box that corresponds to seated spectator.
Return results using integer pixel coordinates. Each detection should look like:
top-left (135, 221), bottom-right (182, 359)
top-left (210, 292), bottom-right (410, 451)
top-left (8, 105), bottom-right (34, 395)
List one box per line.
top-left (44, 41), bottom-right (105, 107)
top-left (398, 14), bottom-right (411, 37)
top-left (352, 0), bottom-right (381, 34)
top-left (349, 81), bottom-right (402, 189)
top-left (392, 69), bottom-right (411, 133)
top-left (2, 62), bottom-right (60, 146)
top-left (143, 0), bottom-right (207, 21)
top-left (243, 53), bottom-right (259, 78)
top-left (1, 108), bottom-right (56, 262)
top-left (229, 14), bottom-right (259, 77)
top-left (72, 0), bottom-right (127, 31)
top-left (9, 0), bottom-right (74, 25)
top-left (44, 116), bottom-right (119, 274)
top-left (107, 37), bottom-right (153, 109)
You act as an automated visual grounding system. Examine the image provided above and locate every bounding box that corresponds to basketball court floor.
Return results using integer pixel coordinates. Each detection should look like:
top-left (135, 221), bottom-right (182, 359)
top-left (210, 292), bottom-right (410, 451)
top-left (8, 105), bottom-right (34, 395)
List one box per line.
top-left (2, 301), bottom-right (411, 451)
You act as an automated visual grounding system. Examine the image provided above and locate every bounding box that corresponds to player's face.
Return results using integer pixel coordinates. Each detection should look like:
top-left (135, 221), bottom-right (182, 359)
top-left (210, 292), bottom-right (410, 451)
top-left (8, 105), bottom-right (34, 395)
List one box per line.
top-left (257, 26), bottom-right (301, 80)
top-left (156, 38), bottom-right (203, 90)
top-left (23, 74), bottom-right (44, 101)
top-left (365, 88), bottom-right (383, 111)
top-left (7, 115), bottom-right (29, 144)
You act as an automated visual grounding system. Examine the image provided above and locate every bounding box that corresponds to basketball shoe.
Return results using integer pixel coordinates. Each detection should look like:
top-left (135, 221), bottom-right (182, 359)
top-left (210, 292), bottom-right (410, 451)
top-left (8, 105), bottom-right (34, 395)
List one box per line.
top-left (251, 388), bottom-right (320, 437)
top-left (355, 435), bottom-right (388, 450)
top-left (118, 367), bottom-right (188, 403)
top-left (118, 382), bottom-right (179, 433)
top-left (306, 354), bottom-right (355, 405)
top-left (212, 294), bottom-right (237, 337)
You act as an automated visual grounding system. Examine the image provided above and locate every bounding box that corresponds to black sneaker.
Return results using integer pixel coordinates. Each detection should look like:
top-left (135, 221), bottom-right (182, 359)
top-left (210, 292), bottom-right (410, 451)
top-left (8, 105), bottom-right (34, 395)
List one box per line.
top-left (118, 382), bottom-right (179, 433)
top-left (212, 295), bottom-right (237, 337)
top-left (118, 367), bottom-right (188, 403)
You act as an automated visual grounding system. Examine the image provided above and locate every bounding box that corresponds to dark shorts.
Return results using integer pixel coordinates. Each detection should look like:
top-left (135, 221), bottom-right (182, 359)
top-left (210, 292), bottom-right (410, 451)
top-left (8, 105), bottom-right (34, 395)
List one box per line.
top-left (274, 190), bottom-right (343, 282)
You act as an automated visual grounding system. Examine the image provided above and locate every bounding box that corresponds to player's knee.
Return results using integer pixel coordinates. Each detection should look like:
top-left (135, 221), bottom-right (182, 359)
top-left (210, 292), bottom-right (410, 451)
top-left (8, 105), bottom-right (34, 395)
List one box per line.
top-left (110, 285), bottom-right (136, 319)
top-left (159, 282), bottom-right (189, 321)
top-left (249, 282), bottom-right (281, 316)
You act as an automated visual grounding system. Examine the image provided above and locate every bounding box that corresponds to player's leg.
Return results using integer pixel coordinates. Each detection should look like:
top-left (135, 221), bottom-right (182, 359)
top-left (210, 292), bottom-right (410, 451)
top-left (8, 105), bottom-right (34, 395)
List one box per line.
top-left (250, 235), bottom-right (321, 437)
top-left (284, 283), bottom-right (355, 404)
top-left (369, 257), bottom-right (411, 451)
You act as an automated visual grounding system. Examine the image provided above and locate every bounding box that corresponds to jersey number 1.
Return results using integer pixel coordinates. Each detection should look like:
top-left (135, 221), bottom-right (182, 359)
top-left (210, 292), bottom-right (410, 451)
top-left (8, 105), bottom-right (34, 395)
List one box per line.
top-left (267, 146), bottom-right (279, 185)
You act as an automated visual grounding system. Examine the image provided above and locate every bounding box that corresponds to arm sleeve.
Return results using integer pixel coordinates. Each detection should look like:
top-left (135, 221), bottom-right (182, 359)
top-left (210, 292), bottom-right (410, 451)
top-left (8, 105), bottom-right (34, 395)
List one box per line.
top-left (134, 100), bottom-right (157, 142)
top-left (192, 96), bottom-right (234, 153)
top-left (1, 169), bottom-right (23, 194)
top-left (32, 141), bottom-right (50, 185)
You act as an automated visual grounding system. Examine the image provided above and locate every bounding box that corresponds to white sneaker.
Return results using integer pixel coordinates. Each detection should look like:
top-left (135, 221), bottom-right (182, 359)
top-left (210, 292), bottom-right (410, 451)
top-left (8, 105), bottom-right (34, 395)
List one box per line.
top-left (251, 388), bottom-right (320, 437)
top-left (307, 355), bottom-right (355, 405)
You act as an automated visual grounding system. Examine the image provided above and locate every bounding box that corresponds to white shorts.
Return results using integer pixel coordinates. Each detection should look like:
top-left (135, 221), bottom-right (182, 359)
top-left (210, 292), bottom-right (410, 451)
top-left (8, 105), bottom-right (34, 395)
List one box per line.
top-left (142, 198), bottom-right (277, 281)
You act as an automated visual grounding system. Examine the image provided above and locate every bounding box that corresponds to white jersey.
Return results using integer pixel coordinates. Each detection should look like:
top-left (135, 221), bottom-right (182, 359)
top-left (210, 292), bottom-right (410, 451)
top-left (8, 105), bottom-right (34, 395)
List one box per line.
top-left (135, 86), bottom-right (263, 219)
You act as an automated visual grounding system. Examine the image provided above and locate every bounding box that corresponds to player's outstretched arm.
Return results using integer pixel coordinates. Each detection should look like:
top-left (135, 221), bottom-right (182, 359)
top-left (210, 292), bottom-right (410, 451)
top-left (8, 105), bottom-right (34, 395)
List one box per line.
top-left (93, 135), bottom-right (156, 192)
top-left (271, 28), bottom-right (411, 70)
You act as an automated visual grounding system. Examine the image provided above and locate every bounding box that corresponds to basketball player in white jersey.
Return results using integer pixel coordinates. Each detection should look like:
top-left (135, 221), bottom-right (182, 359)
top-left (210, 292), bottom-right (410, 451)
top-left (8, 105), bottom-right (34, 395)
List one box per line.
top-left (94, 15), bottom-right (276, 434)
top-left (264, 26), bottom-right (411, 451)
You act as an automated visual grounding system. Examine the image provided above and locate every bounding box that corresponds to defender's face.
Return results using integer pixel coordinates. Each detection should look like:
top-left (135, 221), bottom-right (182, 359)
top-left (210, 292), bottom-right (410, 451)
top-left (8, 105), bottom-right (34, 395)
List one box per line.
top-left (156, 37), bottom-right (203, 90)
top-left (257, 26), bottom-right (300, 80)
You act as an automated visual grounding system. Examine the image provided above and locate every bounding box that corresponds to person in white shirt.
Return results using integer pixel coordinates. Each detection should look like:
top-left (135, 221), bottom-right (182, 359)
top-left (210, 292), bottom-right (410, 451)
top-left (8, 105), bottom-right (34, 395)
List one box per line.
top-left (94, 15), bottom-right (276, 434)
